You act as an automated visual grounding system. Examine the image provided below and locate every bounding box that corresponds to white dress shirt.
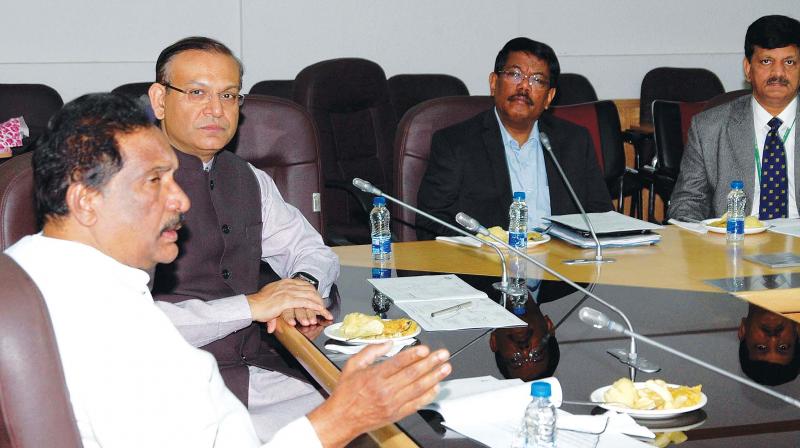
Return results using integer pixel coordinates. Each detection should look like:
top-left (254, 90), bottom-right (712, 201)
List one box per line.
top-left (6, 234), bottom-right (321, 447)
top-left (751, 97), bottom-right (798, 218)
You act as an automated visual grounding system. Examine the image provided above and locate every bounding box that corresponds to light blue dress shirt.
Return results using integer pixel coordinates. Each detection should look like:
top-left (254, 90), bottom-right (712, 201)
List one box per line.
top-left (494, 108), bottom-right (551, 230)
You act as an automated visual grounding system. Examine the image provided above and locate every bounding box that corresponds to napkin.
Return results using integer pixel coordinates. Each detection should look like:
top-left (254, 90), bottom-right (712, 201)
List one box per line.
top-left (667, 218), bottom-right (707, 234)
top-left (0, 116), bottom-right (29, 153)
top-left (324, 338), bottom-right (416, 357)
top-left (559, 411), bottom-right (654, 439)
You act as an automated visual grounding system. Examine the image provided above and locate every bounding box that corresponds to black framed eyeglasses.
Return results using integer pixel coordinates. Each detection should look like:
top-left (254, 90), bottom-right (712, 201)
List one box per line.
top-left (162, 83), bottom-right (244, 106)
top-left (508, 332), bottom-right (551, 368)
top-left (496, 70), bottom-right (550, 90)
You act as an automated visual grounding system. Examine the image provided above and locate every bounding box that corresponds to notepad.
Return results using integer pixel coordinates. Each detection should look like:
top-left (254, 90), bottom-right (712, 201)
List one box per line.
top-left (744, 252), bottom-right (800, 268)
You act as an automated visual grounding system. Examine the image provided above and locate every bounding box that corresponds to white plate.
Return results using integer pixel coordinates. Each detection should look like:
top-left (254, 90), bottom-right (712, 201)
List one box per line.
top-left (589, 383), bottom-right (707, 419)
top-left (323, 320), bottom-right (421, 345)
top-left (435, 233), bottom-right (551, 249)
top-left (702, 218), bottom-right (770, 234)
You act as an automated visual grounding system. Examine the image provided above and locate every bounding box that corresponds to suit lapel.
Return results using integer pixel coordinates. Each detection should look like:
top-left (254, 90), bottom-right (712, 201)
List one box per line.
top-left (538, 116), bottom-right (567, 212)
top-left (794, 96), bottom-right (800, 211)
top-left (725, 96), bottom-right (756, 212)
top-left (482, 111), bottom-right (513, 201)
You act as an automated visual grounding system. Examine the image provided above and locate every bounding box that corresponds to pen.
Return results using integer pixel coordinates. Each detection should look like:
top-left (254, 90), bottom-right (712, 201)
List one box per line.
top-left (430, 301), bottom-right (473, 318)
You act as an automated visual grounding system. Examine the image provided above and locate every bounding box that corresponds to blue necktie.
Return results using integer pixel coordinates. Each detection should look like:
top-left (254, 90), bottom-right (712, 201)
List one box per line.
top-left (759, 117), bottom-right (788, 220)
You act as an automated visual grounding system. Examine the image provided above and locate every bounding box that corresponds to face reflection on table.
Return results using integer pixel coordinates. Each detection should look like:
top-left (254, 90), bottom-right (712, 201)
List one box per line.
top-left (490, 299), bottom-right (558, 381)
top-left (739, 304), bottom-right (800, 385)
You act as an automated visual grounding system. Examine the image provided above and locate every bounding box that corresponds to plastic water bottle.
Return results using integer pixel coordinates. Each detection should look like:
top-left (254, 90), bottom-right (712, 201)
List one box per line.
top-left (370, 196), bottom-right (392, 261)
top-left (371, 259), bottom-right (392, 315)
top-left (508, 192), bottom-right (528, 291)
top-left (523, 382), bottom-right (557, 448)
top-left (726, 180), bottom-right (746, 243)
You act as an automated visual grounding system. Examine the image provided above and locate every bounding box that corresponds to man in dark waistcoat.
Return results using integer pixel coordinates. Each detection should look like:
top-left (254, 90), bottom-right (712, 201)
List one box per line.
top-left (147, 37), bottom-right (339, 440)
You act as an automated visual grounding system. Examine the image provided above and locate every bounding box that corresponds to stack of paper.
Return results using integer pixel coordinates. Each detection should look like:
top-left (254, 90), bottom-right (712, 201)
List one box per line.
top-left (547, 211), bottom-right (662, 248)
top-left (423, 376), bottom-right (654, 448)
top-left (367, 275), bottom-right (525, 331)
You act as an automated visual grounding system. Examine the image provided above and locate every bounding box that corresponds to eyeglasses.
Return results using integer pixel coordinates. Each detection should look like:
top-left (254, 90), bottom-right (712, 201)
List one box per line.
top-left (162, 83), bottom-right (244, 106)
top-left (508, 332), bottom-right (551, 368)
top-left (497, 69), bottom-right (550, 90)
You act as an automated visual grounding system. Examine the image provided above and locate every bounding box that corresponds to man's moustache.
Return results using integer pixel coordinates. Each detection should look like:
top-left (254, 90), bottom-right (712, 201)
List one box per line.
top-left (767, 76), bottom-right (790, 86)
top-left (161, 213), bottom-right (186, 233)
top-left (508, 94), bottom-right (533, 105)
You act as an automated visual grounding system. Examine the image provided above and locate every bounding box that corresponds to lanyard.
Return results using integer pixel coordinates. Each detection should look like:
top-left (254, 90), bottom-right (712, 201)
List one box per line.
top-left (754, 116), bottom-right (797, 183)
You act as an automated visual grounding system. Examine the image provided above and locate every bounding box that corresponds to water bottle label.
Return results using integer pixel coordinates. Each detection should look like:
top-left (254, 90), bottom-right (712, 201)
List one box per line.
top-left (726, 219), bottom-right (744, 235)
top-left (371, 236), bottom-right (392, 255)
top-left (371, 267), bottom-right (391, 278)
top-left (509, 231), bottom-right (526, 248)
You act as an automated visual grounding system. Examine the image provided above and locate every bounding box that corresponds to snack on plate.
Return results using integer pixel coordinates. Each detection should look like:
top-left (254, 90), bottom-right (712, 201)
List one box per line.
top-left (708, 213), bottom-right (765, 229)
top-left (340, 312), bottom-right (419, 339)
top-left (476, 226), bottom-right (545, 242)
top-left (603, 378), bottom-right (703, 410)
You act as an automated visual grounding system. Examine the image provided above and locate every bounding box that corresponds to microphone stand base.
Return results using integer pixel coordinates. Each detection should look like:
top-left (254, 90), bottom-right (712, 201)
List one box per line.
top-left (492, 282), bottom-right (526, 298)
top-left (607, 348), bottom-right (661, 373)
top-left (562, 257), bottom-right (616, 265)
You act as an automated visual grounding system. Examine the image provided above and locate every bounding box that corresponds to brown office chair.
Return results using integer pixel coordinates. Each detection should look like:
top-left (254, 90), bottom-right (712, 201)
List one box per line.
top-left (550, 73), bottom-right (598, 106)
top-left (387, 74), bottom-right (469, 122)
top-left (111, 82), bottom-right (152, 98)
top-left (249, 80), bottom-right (294, 100)
top-left (225, 95), bottom-right (325, 237)
top-left (0, 152), bottom-right (36, 250)
top-left (549, 101), bottom-right (632, 214)
top-left (0, 84), bottom-right (63, 152)
top-left (649, 99), bottom-right (708, 222)
top-left (393, 96), bottom-right (494, 241)
top-left (293, 58), bottom-right (397, 245)
top-left (0, 253), bottom-right (82, 448)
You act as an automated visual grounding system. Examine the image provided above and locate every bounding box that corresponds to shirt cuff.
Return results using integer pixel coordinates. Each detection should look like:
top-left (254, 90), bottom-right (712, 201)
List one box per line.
top-left (263, 417), bottom-right (322, 447)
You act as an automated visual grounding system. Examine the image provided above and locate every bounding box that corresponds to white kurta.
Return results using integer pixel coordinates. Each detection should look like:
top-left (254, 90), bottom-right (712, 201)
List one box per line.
top-left (6, 234), bottom-right (322, 447)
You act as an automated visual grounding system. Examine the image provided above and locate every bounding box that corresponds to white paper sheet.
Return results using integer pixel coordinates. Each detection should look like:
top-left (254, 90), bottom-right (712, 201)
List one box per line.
top-left (546, 211), bottom-right (663, 234)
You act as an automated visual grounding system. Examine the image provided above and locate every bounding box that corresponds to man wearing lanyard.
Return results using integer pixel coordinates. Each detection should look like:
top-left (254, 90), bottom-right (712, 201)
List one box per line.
top-left (670, 15), bottom-right (800, 221)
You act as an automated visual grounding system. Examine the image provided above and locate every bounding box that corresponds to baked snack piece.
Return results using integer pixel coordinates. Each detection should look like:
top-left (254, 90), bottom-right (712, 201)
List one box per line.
top-left (340, 312), bottom-right (418, 339)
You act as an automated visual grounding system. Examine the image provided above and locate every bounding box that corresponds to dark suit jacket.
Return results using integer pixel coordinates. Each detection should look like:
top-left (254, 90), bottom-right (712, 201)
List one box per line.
top-left (416, 109), bottom-right (613, 240)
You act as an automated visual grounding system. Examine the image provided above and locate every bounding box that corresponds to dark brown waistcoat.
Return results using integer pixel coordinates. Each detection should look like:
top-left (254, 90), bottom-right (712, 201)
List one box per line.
top-left (152, 149), bottom-right (263, 405)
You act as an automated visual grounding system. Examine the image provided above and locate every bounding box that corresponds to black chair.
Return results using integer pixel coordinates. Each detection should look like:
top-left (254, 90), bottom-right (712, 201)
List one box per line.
top-left (0, 84), bottom-right (63, 152)
top-left (551, 73), bottom-right (598, 106)
top-left (111, 82), bottom-right (152, 99)
top-left (293, 58), bottom-right (397, 245)
top-left (649, 99), bottom-right (708, 222)
top-left (387, 74), bottom-right (469, 122)
top-left (249, 80), bottom-right (294, 100)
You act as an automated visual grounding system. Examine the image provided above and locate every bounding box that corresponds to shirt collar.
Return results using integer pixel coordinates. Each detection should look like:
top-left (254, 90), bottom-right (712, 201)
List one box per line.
top-left (202, 156), bottom-right (216, 172)
top-left (493, 107), bottom-right (539, 149)
top-left (752, 96), bottom-right (798, 131)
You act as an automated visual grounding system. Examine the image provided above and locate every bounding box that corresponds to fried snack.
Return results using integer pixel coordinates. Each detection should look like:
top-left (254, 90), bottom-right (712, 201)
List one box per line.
top-left (708, 214), bottom-right (765, 229)
top-left (603, 378), bottom-right (703, 410)
top-left (476, 226), bottom-right (545, 243)
top-left (340, 313), bottom-right (418, 339)
top-left (341, 312), bottom-right (384, 338)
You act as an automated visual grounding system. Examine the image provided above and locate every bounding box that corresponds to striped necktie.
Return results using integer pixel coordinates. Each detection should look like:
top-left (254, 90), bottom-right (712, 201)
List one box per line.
top-left (759, 117), bottom-right (788, 220)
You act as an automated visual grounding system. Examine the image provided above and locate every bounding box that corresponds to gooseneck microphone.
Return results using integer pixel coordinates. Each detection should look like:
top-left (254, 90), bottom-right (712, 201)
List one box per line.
top-left (539, 132), bottom-right (614, 265)
top-left (580, 307), bottom-right (800, 409)
top-left (351, 178), bottom-right (524, 303)
top-left (456, 212), bottom-right (659, 377)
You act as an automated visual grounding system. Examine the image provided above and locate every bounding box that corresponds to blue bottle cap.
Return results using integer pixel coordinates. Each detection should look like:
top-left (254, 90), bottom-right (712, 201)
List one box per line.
top-left (373, 196), bottom-right (386, 206)
top-left (731, 180), bottom-right (743, 189)
top-left (531, 381), bottom-right (551, 398)
top-left (513, 305), bottom-right (525, 316)
top-left (513, 191), bottom-right (526, 200)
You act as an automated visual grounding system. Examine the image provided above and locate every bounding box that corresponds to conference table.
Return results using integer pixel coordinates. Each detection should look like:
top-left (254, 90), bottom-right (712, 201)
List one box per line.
top-left (275, 226), bottom-right (800, 447)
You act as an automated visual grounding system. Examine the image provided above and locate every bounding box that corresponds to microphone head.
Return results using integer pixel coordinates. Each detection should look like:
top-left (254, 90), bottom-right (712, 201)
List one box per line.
top-left (456, 212), bottom-right (488, 235)
top-left (539, 132), bottom-right (552, 152)
top-left (579, 307), bottom-right (610, 329)
top-left (352, 178), bottom-right (377, 195)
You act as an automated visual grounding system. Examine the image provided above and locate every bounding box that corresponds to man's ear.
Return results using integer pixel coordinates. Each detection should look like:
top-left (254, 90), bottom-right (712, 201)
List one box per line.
top-left (738, 317), bottom-right (747, 341)
top-left (65, 182), bottom-right (100, 227)
top-left (489, 72), bottom-right (498, 96)
top-left (489, 331), bottom-right (498, 352)
top-left (148, 82), bottom-right (166, 121)
top-left (544, 315), bottom-right (555, 335)
top-left (743, 57), bottom-right (752, 84)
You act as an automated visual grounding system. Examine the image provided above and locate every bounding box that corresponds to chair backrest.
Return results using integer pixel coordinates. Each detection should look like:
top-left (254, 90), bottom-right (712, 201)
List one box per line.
top-left (393, 96), bottom-right (494, 242)
top-left (0, 152), bottom-right (36, 251)
top-left (551, 73), bottom-right (598, 106)
top-left (549, 100), bottom-right (625, 185)
top-left (703, 89), bottom-right (751, 111)
top-left (0, 253), bottom-right (82, 448)
top-left (638, 67), bottom-right (724, 125)
top-left (0, 84), bottom-right (63, 143)
top-left (249, 80), bottom-right (294, 100)
top-left (293, 58), bottom-right (397, 243)
top-left (111, 82), bottom-right (152, 99)
top-left (387, 74), bottom-right (469, 122)
top-left (225, 95), bottom-right (325, 235)
top-left (652, 99), bottom-right (707, 178)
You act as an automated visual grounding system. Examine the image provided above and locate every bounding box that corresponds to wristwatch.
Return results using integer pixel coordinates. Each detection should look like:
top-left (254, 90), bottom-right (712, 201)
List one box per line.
top-left (292, 271), bottom-right (319, 290)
